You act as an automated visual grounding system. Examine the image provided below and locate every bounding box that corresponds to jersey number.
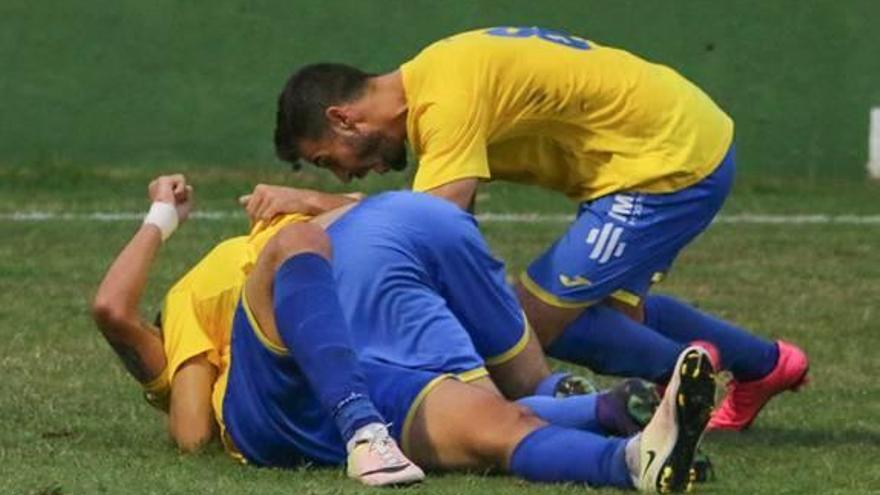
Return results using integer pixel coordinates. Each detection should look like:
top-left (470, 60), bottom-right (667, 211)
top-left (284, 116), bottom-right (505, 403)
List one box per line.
top-left (485, 26), bottom-right (590, 51)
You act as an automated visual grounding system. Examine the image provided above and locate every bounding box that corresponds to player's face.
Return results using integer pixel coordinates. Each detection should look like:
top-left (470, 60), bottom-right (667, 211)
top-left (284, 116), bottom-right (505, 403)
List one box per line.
top-left (299, 129), bottom-right (407, 184)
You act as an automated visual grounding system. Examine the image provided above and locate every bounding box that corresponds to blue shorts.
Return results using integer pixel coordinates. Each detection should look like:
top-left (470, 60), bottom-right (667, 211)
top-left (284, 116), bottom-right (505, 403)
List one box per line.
top-left (222, 294), bottom-right (447, 468)
top-left (522, 146), bottom-right (736, 308)
top-left (328, 192), bottom-right (530, 378)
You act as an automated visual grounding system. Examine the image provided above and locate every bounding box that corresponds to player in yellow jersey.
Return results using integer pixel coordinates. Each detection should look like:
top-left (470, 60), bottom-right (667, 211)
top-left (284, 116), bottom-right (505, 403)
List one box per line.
top-left (272, 26), bottom-right (809, 432)
top-left (92, 174), bottom-right (717, 492)
top-left (92, 174), bottom-right (425, 486)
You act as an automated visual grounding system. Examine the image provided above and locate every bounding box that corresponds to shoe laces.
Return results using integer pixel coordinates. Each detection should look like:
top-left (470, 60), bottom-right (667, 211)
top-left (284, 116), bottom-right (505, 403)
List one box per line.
top-left (364, 424), bottom-right (407, 468)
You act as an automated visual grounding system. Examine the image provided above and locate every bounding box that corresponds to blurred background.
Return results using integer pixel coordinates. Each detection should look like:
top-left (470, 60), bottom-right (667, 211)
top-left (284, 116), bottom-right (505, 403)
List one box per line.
top-left (2, 0), bottom-right (878, 184)
top-left (2, 4), bottom-right (879, 493)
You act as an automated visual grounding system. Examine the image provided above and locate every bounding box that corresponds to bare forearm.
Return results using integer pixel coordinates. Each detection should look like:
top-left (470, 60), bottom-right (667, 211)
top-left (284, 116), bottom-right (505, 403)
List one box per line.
top-left (92, 222), bottom-right (167, 384)
top-left (94, 225), bottom-right (163, 322)
top-left (302, 189), bottom-right (359, 215)
top-left (426, 178), bottom-right (479, 212)
top-left (102, 320), bottom-right (167, 384)
top-left (93, 174), bottom-right (192, 393)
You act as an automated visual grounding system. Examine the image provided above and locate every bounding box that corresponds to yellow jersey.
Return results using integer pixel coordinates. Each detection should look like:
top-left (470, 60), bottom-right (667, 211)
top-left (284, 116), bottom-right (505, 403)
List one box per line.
top-left (158, 213), bottom-right (310, 433)
top-left (400, 27), bottom-right (734, 202)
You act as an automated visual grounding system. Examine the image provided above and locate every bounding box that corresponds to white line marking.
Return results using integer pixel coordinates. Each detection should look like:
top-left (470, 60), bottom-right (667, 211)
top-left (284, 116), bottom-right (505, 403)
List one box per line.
top-left (2, 211), bottom-right (880, 225)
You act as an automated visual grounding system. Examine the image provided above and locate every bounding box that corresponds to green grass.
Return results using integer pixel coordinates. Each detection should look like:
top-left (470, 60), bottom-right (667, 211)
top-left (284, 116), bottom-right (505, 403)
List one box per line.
top-left (2, 173), bottom-right (879, 494)
top-left (2, 0), bottom-right (880, 178)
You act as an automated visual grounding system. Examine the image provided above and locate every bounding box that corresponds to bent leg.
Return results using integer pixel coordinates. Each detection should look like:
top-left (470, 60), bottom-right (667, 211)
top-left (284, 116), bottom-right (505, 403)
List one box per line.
top-left (548, 304), bottom-right (685, 383)
top-left (421, 212), bottom-right (553, 398)
top-left (406, 378), bottom-right (633, 488)
top-left (521, 150), bottom-right (736, 366)
top-left (244, 222), bottom-right (382, 442)
top-left (645, 294), bottom-right (777, 381)
top-left (516, 281), bottom-right (585, 347)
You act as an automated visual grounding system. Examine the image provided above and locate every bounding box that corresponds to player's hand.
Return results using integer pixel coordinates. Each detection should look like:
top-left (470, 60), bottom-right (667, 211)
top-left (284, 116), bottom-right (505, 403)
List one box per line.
top-left (238, 184), bottom-right (314, 222)
top-left (148, 174), bottom-right (195, 223)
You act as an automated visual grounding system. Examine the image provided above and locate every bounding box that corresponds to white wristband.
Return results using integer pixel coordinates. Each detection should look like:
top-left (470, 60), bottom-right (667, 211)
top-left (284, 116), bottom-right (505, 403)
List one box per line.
top-left (143, 202), bottom-right (179, 242)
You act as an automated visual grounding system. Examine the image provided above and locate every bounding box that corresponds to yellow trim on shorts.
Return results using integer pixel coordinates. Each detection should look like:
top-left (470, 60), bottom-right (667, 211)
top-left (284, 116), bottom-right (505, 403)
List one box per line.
top-left (651, 272), bottom-right (666, 284)
top-left (519, 271), bottom-right (596, 309)
top-left (221, 429), bottom-right (248, 465)
top-left (401, 374), bottom-right (454, 455)
top-left (240, 289), bottom-right (288, 356)
top-left (457, 367), bottom-right (490, 383)
top-left (483, 315), bottom-right (531, 367)
top-left (215, 344), bottom-right (247, 464)
top-left (609, 289), bottom-right (642, 307)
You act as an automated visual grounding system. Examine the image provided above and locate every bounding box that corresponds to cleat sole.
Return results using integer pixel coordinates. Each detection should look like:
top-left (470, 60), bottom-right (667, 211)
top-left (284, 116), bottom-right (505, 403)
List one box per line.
top-left (656, 349), bottom-right (716, 493)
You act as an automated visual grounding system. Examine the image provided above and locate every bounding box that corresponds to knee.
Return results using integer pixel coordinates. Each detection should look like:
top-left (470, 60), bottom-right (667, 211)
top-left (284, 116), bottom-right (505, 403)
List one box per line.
top-left (465, 399), bottom-right (546, 467)
top-left (515, 282), bottom-right (581, 348)
top-left (263, 223), bottom-right (331, 268)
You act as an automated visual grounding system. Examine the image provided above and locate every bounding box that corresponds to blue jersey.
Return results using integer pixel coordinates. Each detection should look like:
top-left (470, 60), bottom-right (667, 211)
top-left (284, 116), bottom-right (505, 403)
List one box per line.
top-left (328, 192), bottom-right (530, 376)
top-left (223, 191), bottom-right (529, 467)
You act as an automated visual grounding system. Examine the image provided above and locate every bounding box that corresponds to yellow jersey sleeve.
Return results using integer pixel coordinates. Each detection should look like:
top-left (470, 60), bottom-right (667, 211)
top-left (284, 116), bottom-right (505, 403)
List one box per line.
top-left (161, 288), bottom-right (217, 383)
top-left (160, 237), bottom-right (254, 382)
top-left (407, 103), bottom-right (491, 192)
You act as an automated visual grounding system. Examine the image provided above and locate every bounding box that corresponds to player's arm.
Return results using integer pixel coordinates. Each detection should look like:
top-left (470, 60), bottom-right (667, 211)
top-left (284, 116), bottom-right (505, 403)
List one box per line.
top-left (239, 184), bottom-right (362, 222)
top-left (411, 102), bottom-right (488, 213)
top-left (91, 174), bottom-right (194, 407)
top-left (425, 178), bottom-right (480, 213)
top-left (168, 354), bottom-right (217, 453)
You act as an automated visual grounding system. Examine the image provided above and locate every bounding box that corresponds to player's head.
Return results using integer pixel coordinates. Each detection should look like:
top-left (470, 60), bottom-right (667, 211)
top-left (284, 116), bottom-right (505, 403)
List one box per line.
top-left (274, 63), bottom-right (408, 183)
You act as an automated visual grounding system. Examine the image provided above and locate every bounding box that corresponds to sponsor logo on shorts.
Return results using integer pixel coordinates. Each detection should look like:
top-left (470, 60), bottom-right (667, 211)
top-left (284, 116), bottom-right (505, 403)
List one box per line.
top-left (608, 193), bottom-right (643, 224)
top-left (586, 222), bottom-right (626, 264)
top-left (558, 274), bottom-right (591, 287)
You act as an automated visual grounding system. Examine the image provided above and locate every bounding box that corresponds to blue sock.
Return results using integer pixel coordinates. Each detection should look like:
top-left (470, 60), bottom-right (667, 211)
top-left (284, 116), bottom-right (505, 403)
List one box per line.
top-left (273, 253), bottom-right (383, 442)
top-left (644, 294), bottom-right (778, 381)
top-left (534, 372), bottom-right (572, 396)
top-left (510, 425), bottom-right (633, 488)
top-left (517, 395), bottom-right (603, 433)
top-left (548, 305), bottom-right (685, 383)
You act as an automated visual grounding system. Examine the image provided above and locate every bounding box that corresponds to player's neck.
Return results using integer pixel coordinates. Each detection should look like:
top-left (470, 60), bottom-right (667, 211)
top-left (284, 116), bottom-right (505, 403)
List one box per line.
top-left (364, 71), bottom-right (408, 137)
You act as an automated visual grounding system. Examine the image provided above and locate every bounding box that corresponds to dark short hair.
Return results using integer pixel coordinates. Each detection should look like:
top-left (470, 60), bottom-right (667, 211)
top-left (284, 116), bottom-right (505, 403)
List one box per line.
top-left (274, 63), bottom-right (372, 165)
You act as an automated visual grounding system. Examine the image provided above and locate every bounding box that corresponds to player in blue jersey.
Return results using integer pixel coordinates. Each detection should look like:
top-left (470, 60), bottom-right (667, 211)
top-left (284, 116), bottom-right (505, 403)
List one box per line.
top-left (241, 186), bottom-right (717, 491)
top-left (95, 175), bottom-right (716, 492)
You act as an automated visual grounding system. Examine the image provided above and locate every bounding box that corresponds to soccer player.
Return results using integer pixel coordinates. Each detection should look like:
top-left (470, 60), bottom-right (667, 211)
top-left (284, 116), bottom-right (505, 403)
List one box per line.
top-left (92, 174), bottom-right (424, 486)
top-left (94, 175), bottom-right (717, 492)
top-left (271, 26), bottom-right (809, 431)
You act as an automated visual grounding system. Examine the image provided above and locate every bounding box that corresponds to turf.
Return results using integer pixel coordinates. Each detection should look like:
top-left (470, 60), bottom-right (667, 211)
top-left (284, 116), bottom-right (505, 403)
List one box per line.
top-left (1, 172), bottom-right (879, 494)
top-left (3, 0), bottom-right (880, 179)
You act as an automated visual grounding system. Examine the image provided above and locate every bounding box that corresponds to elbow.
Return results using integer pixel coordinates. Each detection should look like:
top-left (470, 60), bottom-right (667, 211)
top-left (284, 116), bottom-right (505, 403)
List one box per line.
top-left (170, 422), bottom-right (215, 454)
top-left (91, 295), bottom-right (134, 335)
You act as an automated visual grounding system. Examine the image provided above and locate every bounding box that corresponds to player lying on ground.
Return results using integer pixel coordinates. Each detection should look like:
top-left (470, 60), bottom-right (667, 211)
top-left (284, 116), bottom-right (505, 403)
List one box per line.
top-left (93, 175), bottom-right (716, 492)
top-left (271, 26), bottom-right (809, 431)
top-left (91, 175), bottom-right (423, 486)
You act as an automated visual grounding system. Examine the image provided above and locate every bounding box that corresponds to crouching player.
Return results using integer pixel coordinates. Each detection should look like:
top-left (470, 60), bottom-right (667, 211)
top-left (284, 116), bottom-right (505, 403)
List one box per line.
top-left (94, 175), bottom-right (716, 492)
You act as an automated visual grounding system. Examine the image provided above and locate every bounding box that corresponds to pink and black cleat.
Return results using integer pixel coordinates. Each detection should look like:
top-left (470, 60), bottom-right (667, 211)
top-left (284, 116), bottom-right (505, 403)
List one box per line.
top-left (707, 340), bottom-right (809, 431)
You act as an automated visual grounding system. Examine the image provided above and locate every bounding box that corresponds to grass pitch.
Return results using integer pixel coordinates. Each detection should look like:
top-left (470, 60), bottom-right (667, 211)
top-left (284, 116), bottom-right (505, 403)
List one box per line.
top-left (1, 168), bottom-right (879, 494)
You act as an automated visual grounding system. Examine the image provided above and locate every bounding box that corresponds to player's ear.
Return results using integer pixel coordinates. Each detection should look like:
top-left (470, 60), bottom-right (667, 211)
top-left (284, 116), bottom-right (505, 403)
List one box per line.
top-left (326, 106), bottom-right (357, 134)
